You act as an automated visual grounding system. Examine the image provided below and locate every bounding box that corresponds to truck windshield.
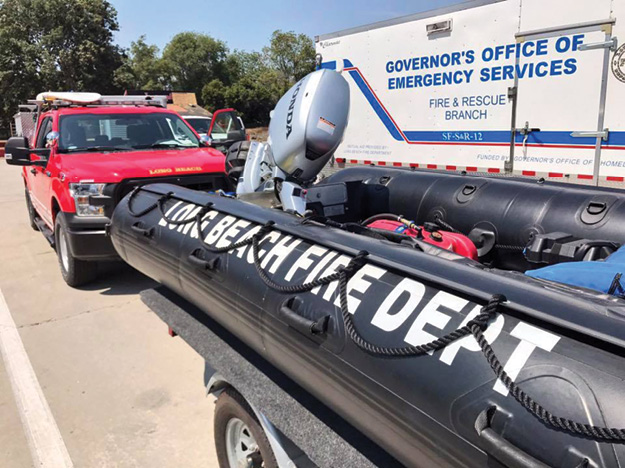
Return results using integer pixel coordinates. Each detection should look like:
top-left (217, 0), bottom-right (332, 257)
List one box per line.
top-left (185, 117), bottom-right (212, 134)
top-left (58, 112), bottom-right (200, 153)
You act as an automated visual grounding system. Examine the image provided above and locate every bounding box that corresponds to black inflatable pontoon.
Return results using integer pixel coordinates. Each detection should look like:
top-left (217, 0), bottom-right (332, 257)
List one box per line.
top-left (110, 165), bottom-right (625, 468)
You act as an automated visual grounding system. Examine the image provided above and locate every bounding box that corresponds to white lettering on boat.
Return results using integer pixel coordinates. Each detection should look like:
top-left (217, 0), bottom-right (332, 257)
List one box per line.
top-left (493, 322), bottom-right (560, 396)
top-left (405, 291), bottom-right (466, 356)
top-left (157, 202), bottom-right (563, 391)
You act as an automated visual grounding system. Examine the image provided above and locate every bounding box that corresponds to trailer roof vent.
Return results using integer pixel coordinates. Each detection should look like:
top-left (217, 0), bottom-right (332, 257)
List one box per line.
top-left (426, 19), bottom-right (452, 36)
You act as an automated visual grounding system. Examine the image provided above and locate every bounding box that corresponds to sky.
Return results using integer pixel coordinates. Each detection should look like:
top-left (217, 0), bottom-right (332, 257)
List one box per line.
top-left (111, 0), bottom-right (464, 52)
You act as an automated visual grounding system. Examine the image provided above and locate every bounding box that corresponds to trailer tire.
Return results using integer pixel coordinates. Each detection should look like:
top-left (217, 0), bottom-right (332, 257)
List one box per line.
top-left (214, 388), bottom-right (278, 468)
top-left (25, 189), bottom-right (39, 231)
top-left (225, 140), bottom-right (250, 185)
top-left (54, 212), bottom-right (98, 287)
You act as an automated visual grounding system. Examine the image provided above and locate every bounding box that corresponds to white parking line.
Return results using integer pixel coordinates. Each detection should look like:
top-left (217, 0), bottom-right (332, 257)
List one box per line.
top-left (0, 289), bottom-right (73, 468)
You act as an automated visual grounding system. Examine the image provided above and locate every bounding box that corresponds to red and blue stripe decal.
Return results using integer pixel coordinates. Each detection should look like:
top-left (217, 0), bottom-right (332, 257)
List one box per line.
top-left (324, 59), bottom-right (625, 150)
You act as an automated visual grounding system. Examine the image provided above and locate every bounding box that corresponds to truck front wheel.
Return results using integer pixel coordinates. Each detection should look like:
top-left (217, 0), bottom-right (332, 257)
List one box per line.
top-left (54, 213), bottom-right (97, 287)
top-left (214, 389), bottom-right (277, 468)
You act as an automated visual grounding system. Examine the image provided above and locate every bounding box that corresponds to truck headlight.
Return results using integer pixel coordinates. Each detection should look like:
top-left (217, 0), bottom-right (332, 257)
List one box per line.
top-left (69, 183), bottom-right (107, 217)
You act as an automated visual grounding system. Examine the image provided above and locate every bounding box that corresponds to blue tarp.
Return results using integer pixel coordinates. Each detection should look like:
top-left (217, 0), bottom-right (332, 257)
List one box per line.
top-left (526, 247), bottom-right (625, 296)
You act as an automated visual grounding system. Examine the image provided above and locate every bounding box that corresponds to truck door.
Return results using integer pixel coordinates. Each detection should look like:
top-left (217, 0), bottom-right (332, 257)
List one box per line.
top-left (29, 116), bottom-right (54, 227)
top-left (208, 109), bottom-right (246, 146)
top-left (511, 20), bottom-right (616, 184)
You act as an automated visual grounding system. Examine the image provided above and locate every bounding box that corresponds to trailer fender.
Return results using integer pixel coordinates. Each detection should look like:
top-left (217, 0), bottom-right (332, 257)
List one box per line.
top-left (203, 368), bottom-right (308, 468)
top-left (205, 369), bottom-right (229, 396)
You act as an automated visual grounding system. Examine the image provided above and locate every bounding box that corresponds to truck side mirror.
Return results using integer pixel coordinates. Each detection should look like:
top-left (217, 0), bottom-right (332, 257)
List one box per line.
top-left (46, 131), bottom-right (59, 147)
top-left (5, 137), bottom-right (32, 166)
top-left (4, 136), bottom-right (51, 167)
top-left (200, 134), bottom-right (214, 147)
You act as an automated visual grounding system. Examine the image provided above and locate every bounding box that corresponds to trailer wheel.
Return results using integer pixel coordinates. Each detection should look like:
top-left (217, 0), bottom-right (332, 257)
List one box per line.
top-left (214, 388), bottom-right (277, 468)
top-left (54, 212), bottom-right (98, 287)
top-left (225, 141), bottom-right (250, 185)
top-left (25, 189), bottom-right (39, 231)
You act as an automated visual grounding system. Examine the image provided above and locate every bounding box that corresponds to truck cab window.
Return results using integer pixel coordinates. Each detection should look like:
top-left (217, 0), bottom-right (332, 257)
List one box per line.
top-left (185, 117), bottom-right (211, 134)
top-left (35, 117), bottom-right (53, 148)
top-left (169, 117), bottom-right (196, 143)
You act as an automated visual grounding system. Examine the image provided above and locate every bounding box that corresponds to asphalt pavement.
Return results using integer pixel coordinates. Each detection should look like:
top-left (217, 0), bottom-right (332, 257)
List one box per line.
top-left (0, 161), bottom-right (219, 467)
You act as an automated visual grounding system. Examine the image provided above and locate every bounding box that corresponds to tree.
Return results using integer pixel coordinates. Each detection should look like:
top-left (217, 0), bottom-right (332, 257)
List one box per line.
top-left (161, 32), bottom-right (228, 101)
top-left (202, 50), bottom-right (284, 126)
top-left (114, 35), bottom-right (166, 90)
top-left (221, 69), bottom-right (283, 127)
top-left (200, 31), bottom-right (316, 126)
top-left (263, 30), bottom-right (316, 94)
top-left (226, 50), bottom-right (268, 81)
top-left (0, 0), bottom-right (123, 137)
top-left (201, 79), bottom-right (227, 111)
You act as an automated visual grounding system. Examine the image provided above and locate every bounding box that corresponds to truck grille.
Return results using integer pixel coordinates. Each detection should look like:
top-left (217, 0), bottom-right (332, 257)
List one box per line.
top-left (111, 174), bottom-right (232, 207)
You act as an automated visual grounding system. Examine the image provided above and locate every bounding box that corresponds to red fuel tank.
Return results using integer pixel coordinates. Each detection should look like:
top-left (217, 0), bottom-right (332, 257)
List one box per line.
top-left (367, 219), bottom-right (478, 261)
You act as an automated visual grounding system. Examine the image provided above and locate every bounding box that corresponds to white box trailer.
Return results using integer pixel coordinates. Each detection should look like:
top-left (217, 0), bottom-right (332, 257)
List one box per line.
top-left (316, 0), bottom-right (625, 187)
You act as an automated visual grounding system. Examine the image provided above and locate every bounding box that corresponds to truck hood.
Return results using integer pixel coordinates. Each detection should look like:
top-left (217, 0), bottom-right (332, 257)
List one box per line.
top-left (59, 147), bottom-right (225, 183)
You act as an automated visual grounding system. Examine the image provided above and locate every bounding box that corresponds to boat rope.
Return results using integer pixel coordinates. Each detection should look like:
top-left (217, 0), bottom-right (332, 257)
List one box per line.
top-left (337, 264), bottom-right (625, 442)
top-left (493, 244), bottom-right (526, 252)
top-left (342, 288), bottom-right (504, 358)
top-left (472, 318), bottom-right (625, 442)
top-left (210, 218), bottom-right (625, 442)
top-left (253, 227), bottom-right (625, 442)
top-left (129, 191), bottom-right (625, 442)
top-left (128, 189), bottom-right (215, 226)
top-left (127, 187), bottom-right (165, 217)
top-left (253, 237), bottom-right (368, 294)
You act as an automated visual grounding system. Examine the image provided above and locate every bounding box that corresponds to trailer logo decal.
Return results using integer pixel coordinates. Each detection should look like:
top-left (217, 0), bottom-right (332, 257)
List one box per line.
top-left (612, 44), bottom-right (625, 83)
top-left (320, 40), bottom-right (340, 49)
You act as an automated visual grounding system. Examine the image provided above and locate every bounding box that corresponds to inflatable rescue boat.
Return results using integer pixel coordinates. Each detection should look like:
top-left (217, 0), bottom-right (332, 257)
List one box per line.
top-left (110, 70), bottom-right (625, 467)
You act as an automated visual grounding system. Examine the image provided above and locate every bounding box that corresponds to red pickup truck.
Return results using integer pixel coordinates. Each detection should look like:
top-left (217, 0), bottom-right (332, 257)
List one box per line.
top-left (5, 94), bottom-right (230, 287)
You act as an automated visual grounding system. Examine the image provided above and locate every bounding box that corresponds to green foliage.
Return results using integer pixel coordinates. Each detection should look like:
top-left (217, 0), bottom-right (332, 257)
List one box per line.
top-left (200, 32), bottom-right (315, 126)
top-left (0, 0), bottom-right (123, 137)
top-left (224, 70), bottom-right (283, 127)
top-left (263, 30), bottom-right (316, 94)
top-left (202, 79), bottom-right (227, 111)
top-left (202, 50), bottom-right (286, 126)
top-left (114, 36), bottom-right (166, 90)
top-left (161, 32), bottom-right (229, 99)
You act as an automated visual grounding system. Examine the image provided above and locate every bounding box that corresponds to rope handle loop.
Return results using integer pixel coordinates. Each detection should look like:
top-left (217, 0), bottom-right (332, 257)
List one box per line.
top-left (340, 250), bottom-right (369, 276)
top-left (128, 188), bottom-right (175, 218)
top-left (466, 294), bottom-right (506, 331)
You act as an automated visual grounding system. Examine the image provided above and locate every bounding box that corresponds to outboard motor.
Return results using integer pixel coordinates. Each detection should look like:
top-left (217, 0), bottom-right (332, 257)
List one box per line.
top-left (237, 69), bottom-right (350, 214)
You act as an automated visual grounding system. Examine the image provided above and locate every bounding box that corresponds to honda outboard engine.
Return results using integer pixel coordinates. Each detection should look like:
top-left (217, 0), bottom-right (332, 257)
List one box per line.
top-left (236, 69), bottom-right (350, 214)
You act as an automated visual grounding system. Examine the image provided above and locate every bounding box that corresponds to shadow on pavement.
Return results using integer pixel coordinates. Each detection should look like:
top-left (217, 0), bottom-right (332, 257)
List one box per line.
top-left (80, 262), bottom-right (158, 296)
